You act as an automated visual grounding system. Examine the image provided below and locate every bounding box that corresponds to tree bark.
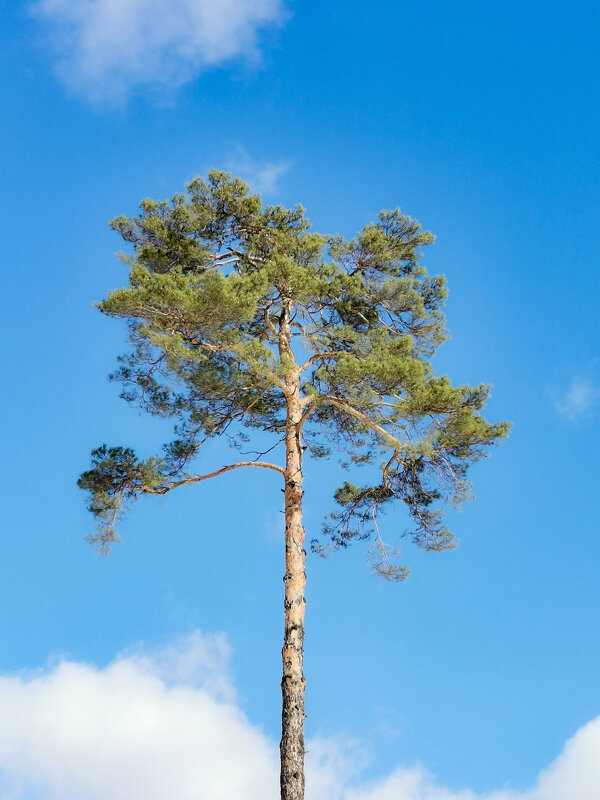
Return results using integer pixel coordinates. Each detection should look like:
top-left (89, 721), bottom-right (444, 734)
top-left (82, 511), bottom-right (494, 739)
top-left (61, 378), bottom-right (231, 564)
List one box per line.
top-left (281, 388), bottom-right (306, 800)
top-left (280, 304), bottom-right (306, 799)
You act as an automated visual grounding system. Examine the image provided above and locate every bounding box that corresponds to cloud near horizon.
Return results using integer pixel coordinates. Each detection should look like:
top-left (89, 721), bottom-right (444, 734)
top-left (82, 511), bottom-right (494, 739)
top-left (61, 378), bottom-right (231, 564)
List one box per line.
top-left (0, 632), bottom-right (599, 800)
top-left (31, 0), bottom-right (286, 103)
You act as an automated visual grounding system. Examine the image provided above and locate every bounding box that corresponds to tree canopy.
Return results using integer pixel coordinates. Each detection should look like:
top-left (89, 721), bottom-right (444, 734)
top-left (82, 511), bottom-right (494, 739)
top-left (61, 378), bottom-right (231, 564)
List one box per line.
top-left (79, 170), bottom-right (509, 579)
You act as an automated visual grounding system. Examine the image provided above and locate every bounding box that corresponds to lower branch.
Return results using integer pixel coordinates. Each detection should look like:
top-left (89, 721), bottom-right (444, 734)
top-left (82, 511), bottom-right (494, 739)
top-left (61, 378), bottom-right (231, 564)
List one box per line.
top-left (141, 460), bottom-right (285, 495)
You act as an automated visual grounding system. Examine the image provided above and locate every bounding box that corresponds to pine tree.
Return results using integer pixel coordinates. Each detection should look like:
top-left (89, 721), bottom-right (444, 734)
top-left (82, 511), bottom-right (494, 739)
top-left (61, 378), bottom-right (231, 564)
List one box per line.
top-left (79, 171), bottom-right (509, 800)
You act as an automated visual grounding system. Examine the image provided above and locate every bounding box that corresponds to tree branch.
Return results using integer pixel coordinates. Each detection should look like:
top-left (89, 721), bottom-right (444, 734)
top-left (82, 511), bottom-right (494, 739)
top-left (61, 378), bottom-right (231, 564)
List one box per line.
top-left (298, 352), bottom-right (339, 373)
top-left (263, 301), bottom-right (279, 338)
top-left (141, 460), bottom-right (286, 495)
top-left (196, 340), bottom-right (287, 394)
top-left (320, 396), bottom-right (402, 449)
top-left (298, 401), bottom-right (318, 427)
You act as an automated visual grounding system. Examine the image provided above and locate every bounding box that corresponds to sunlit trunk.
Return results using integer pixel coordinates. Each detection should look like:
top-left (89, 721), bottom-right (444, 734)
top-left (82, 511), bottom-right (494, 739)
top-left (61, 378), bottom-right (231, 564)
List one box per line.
top-left (280, 316), bottom-right (306, 799)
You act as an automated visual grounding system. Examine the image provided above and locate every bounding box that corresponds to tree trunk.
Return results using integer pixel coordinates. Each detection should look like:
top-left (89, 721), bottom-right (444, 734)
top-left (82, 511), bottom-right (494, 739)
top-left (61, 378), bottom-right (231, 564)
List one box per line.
top-left (280, 379), bottom-right (306, 800)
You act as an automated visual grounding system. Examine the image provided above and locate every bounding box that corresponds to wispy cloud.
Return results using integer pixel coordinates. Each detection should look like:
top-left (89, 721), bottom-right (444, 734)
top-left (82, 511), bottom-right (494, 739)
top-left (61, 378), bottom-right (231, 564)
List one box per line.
top-left (226, 146), bottom-right (292, 195)
top-left (554, 375), bottom-right (600, 421)
top-left (1, 632), bottom-right (600, 799)
top-left (30, 0), bottom-right (287, 104)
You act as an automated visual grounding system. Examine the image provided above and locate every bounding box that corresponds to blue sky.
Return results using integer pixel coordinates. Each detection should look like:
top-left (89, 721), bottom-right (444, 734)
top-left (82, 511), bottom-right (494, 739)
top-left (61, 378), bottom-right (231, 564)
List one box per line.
top-left (1, 1), bottom-right (599, 797)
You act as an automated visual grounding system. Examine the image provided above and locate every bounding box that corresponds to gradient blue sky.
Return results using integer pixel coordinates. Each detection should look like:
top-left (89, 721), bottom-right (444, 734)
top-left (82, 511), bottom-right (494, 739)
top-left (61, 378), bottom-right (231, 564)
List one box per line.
top-left (1, 1), bottom-right (599, 797)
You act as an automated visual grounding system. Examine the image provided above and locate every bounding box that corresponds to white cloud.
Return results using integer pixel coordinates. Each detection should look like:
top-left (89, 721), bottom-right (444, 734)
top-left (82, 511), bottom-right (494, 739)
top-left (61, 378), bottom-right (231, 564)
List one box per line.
top-left (227, 146), bottom-right (292, 195)
top-left (344, 766), bottom-right (479, 800)
top-left (31, 0), bottom-right (286, 103)
top-left (0, 632), bottom-right (600, 800)
top-left (554, 375), bottom-right (600, 420)
top-left (0, 632), bottom-right (278, 800)
top-left (339, 718), bottom-right (600, 800)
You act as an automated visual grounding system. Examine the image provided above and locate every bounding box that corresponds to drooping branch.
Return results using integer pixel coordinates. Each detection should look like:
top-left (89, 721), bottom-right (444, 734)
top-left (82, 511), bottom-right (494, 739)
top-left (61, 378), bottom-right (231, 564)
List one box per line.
top-left (79, 446), bottom-right (286, 552)
top-left (140, 460), bottom-right (285, 495)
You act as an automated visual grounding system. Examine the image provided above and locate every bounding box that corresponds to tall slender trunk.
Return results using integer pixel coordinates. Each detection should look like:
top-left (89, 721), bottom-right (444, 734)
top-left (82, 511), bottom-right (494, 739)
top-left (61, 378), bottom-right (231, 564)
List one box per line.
top-left (280, 307), bottom-right (306, 800)
top-left (281, 389), bottom-right (306, 800)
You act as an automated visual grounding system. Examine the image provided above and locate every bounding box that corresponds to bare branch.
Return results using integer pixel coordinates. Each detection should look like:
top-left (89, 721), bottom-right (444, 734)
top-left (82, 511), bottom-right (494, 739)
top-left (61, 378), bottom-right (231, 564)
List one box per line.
top-left (141, 460), bottom-right (286, 495)
top-left (298, 401), bottom-right (318, 426)
top-left (204, 248), bottom-right (263, 270)
top-left (239, 436), bottom-right (285, 459)
top-left (204, 256), bottom-right (240, 269)
top-left (263, 301), bottom-right (279, 337)
top-left (298, 352), bottom-right (338, 373)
